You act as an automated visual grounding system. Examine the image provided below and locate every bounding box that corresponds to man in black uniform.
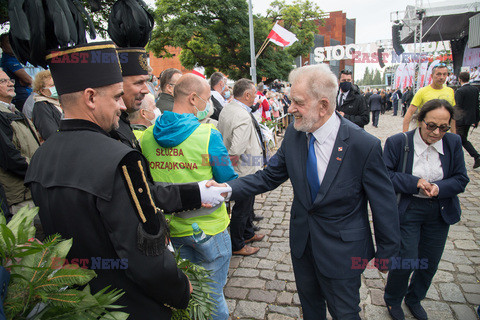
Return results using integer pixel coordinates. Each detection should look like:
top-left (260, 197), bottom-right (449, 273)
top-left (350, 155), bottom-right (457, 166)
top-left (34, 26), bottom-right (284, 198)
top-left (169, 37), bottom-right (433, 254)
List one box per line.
top-left (336, 69), bottom-right (369, 128)
top-left (111, 47), bottom-right (151, 151)
top-left (25, 42), bottom-right (201, 319)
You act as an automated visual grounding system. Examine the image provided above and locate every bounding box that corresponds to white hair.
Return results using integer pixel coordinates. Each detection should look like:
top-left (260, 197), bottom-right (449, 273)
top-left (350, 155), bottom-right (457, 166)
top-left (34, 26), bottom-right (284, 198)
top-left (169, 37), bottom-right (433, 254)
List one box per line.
top-left (288, 64), bottom-right (338, 112)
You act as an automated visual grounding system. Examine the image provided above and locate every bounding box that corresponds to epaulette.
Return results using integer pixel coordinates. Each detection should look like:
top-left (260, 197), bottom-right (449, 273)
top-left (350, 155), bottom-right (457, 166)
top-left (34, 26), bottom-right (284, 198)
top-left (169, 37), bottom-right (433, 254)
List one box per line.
top-left (119, 153), bottom-right (168, 256)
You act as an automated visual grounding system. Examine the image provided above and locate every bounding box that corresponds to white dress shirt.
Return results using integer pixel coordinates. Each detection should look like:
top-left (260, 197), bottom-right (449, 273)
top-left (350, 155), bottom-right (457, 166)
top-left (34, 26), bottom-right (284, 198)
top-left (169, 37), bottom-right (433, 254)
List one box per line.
top-left (412, 128), bottom-right (444, 197)
top-left (211, 90), bottom-right (226, 107)
top-left (308, 113), bottom-right (341, 185)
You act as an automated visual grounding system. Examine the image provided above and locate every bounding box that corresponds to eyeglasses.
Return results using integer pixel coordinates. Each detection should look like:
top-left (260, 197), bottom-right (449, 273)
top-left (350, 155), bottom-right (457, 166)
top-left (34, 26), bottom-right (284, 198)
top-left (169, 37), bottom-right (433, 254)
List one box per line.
top-left (169, 83), bottom-right (176, 87)
top-left (0, 78), bottom-right (15, 85)
top-left (423, 120), bottom-right (451, 132)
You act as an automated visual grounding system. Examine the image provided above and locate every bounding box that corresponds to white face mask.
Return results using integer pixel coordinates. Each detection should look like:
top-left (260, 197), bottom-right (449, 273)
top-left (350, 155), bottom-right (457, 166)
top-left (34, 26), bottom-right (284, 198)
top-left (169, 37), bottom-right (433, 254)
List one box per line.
top-left (148, 108), bottom-right (162, 125)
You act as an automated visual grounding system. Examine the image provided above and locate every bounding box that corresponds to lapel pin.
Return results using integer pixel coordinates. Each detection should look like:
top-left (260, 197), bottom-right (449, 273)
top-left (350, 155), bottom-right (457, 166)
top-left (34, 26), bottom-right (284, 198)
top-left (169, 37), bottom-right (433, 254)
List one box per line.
top-left (336, 157), bottom-right (342, 161)
top-left (338, 147), bottom-right (343, 152)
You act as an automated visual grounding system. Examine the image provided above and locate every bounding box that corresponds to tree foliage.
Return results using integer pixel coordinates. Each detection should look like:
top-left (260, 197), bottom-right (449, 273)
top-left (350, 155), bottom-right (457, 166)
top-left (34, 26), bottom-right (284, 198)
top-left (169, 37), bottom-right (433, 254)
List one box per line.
top-left (149, 0), bottom-right (324, 81)
top-left (357, 67), bottom-right (384, 86)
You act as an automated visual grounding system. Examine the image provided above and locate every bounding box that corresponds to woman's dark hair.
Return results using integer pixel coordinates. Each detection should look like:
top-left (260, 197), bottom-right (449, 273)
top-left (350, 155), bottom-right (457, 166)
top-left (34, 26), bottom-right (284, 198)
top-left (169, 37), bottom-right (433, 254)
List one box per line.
top-left (415, 99), bottom-right (455, 124)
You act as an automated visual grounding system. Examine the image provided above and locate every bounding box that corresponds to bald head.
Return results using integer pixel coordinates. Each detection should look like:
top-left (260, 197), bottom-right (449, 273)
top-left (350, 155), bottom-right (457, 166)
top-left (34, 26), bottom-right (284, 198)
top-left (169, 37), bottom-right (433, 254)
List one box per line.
top-left (173, 74), bottom-right (211, 115)
top-left (174, 74), bottom-right (209, 100)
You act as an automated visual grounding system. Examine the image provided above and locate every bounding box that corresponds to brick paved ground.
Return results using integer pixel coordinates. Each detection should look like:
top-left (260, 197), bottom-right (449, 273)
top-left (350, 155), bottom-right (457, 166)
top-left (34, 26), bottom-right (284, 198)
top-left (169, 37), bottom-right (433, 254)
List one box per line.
top-left (225, 111), bottom-right (480, 320)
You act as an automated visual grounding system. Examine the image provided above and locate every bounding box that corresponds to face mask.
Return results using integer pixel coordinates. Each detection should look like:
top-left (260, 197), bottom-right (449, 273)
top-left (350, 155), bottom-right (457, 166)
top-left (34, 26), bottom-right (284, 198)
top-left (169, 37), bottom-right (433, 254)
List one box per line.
top-left (152, 80), bottom-right (158, 86)
top-left (224, 91), bottom-right (231, 99)
top-left (339, 81), bottom-right (352, 92)
top-left (194, 102), bottom-right (210, 121)
top-left (47, 86), bottom-right (59, 99)
top-left (194, 94), bottom-right (211, 121)
top-left (150, 108), bottom-right (162, 125)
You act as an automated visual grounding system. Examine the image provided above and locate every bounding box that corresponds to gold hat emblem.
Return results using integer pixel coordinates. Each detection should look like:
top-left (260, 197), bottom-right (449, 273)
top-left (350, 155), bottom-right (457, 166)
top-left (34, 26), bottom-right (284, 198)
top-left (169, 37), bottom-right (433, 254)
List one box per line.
top-left (138, 53), bottom-right (148, 71)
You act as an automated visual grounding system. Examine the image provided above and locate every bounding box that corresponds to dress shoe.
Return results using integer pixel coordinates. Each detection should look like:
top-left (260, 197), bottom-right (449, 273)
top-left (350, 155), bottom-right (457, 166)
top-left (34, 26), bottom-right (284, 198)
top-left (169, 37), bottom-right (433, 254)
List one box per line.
top-left (245, 234), bottom-right (265, 244)
top-left (232, 245), bottom-right (259, 256)
top-left (474, 157), bottom-right (480, 169)
top-left (253, 225), bottom-right (261, 232)
top-left (253, 215), bottom-right (264, 221)
top-left (406, 302), bottom-right (428, 320)
top-left (386, 304), bottom-right (405, 320)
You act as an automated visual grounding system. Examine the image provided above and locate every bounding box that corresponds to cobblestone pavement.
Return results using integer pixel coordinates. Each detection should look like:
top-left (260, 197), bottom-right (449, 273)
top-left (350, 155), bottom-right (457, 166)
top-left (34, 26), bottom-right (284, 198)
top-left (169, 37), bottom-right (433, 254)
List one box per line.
top-left (225, 111), bottom-right (480, 320)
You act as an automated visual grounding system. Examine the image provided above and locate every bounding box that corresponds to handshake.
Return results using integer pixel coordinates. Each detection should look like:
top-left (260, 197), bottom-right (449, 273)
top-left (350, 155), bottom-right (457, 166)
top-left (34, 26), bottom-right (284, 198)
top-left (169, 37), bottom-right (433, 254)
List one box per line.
top-left (417, 178), bottom-right (439, 198)
top-left (197, 180), bottom-right (231, 207)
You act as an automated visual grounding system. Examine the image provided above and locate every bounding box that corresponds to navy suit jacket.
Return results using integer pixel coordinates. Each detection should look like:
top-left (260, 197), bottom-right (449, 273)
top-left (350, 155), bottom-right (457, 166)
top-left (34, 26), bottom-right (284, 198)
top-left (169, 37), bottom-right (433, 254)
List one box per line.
top-left (229, 113), bottom-right (400, 279)
top-left (383, 130), bottom-right (469, 225)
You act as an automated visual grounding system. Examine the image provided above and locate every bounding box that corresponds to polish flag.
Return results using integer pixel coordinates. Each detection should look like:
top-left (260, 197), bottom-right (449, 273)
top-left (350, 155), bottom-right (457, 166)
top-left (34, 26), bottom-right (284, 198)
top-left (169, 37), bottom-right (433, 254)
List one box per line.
top-left (191, 65), bottom-right (205, 79)
top-left (267, 23), bottom-right (298, 47)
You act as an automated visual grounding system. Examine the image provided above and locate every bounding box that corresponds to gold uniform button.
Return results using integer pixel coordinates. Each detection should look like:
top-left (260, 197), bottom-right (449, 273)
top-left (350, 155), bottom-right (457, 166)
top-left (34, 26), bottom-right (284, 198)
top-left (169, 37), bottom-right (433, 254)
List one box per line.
top-left (138, 188), bottom-right (143, 193)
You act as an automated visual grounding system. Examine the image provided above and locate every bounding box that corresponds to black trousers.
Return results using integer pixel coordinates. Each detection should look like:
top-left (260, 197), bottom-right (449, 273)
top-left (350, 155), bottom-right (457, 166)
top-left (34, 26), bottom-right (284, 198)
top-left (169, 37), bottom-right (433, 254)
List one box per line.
top-left (457, 125), bottom-right (480, 159)
top-left (372, 110), bottom-right (380, 127)
top-left (291, 237), bottom-right (362, 320)
top-left (384, 197), bottom-right (449, 306)
top-left (230, 195), bottom-right (255, 251)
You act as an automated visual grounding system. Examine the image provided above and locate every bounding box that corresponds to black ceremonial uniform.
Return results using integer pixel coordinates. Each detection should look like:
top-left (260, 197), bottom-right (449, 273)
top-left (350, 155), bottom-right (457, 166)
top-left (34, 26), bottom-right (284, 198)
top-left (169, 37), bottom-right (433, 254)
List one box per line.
top-left (111, 111), bottom-right (142, 151)
top-left (25, 119), bottom-right (197, 319)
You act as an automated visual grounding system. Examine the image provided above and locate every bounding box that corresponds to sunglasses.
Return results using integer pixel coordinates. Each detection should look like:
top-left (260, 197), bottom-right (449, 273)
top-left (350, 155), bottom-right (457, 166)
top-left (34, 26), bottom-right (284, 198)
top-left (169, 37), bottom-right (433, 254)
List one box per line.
top-left (423, 120), bottom-right (450, 132)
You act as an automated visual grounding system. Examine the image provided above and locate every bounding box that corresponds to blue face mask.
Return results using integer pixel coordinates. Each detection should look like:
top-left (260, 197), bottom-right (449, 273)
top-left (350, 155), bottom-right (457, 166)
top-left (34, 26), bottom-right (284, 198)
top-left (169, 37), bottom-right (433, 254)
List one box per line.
top-left (224, 91), bottom-right (231, 99)
top-left (194, 94), bottom-right (211, 121)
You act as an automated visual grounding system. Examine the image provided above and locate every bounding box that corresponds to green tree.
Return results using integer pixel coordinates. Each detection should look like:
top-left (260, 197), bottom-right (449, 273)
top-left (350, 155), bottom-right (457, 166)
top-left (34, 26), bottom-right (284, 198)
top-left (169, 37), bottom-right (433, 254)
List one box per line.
top-left (149, 0), bottom-right (323, 80)
top-left (372, 69), bottom-right (382, 85)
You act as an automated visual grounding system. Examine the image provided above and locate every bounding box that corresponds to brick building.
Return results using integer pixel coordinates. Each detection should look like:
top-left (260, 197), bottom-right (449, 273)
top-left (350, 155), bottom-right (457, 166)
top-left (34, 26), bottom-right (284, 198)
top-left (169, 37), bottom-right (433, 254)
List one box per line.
top-left (148, 47), bottom-right (191, 78)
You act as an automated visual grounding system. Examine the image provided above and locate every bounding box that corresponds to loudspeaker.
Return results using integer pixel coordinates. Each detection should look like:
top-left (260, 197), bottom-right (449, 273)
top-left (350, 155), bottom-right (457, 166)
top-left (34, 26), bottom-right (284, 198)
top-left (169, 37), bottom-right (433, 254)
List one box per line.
top-left (392, 24), bottom-right (404, 55)
top-left (378, 47), bottom-right (385, 68)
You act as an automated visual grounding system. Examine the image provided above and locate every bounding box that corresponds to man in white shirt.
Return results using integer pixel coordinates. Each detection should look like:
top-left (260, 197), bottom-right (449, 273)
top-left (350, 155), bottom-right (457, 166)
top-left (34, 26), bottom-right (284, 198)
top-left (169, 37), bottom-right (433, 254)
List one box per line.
top-left (210, 72), bottom-right (227, 120)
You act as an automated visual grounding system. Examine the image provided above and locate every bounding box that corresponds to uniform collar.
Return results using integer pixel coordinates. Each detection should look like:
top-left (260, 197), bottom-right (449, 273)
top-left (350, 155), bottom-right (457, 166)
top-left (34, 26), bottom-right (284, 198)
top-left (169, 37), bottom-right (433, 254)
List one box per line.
top-left (59, 119), bottom-right (110, 137)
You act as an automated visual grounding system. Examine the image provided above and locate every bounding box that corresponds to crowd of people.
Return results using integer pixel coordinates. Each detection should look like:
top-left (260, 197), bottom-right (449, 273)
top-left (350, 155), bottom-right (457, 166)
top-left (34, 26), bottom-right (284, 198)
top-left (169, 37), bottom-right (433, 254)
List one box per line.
top-left (1, 32), bottom-right (479, 320)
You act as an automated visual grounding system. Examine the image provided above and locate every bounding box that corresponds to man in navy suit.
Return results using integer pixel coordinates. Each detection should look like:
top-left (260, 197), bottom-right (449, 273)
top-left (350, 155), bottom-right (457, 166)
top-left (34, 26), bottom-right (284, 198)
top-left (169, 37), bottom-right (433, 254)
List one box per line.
top-left (210, 65), bottom-right (400, 319)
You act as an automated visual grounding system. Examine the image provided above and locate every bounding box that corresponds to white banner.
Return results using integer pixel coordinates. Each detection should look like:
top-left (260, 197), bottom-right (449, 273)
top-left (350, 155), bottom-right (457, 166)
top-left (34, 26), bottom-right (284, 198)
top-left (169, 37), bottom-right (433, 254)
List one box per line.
top-left (417, 62), bottom-right (429, 88)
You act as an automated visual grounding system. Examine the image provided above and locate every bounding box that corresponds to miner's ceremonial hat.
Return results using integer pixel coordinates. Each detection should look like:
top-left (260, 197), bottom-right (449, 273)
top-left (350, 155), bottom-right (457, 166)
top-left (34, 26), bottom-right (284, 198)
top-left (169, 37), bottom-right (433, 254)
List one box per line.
top-left (115, 47), bottom-right (149, 77)
top-left (46, 41), bottom-right (123, 96)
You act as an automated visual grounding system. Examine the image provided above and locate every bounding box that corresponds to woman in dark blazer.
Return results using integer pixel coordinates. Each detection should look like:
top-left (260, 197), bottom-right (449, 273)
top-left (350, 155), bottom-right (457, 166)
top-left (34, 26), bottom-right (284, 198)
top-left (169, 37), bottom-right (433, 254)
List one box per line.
top-left (382, 99), bottom-right (469, 320)
top-left (31, 70), bottom-right (62, 141)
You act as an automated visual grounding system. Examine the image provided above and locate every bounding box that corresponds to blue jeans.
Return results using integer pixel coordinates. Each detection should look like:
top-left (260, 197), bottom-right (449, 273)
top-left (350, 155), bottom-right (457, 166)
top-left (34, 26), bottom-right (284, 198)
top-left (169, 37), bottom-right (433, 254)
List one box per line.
top-left (384, 197), bottom-right (449, 306)
top-left (171, 229), bottom-right (232, 320)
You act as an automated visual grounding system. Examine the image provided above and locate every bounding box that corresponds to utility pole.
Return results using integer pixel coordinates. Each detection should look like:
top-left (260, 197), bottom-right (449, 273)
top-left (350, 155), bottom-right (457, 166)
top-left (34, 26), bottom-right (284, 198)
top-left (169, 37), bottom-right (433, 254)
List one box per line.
top-left (248, 0), bottom-right (257, 84)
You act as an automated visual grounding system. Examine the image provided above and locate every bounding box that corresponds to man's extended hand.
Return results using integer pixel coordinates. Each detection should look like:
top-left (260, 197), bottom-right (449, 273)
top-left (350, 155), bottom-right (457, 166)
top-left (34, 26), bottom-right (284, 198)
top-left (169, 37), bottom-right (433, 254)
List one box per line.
top-left (205, 179), bottom-right (230, 197)
top-left (198, 180), bottom-right (231, 207)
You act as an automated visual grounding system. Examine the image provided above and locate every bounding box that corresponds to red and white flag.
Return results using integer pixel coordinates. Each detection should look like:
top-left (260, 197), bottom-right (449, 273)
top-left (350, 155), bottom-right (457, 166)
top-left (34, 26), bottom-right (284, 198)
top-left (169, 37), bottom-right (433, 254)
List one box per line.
top-left (267, 23), bottom-right (298, 47)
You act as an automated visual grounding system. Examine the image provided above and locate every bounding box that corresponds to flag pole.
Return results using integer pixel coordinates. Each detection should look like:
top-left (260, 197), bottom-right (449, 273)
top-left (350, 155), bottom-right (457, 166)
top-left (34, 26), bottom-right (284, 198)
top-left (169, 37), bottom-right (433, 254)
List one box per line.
top-left (248, 0), bottom-right (257, 84)
top-left (255, 40), bottom-right (270, 59)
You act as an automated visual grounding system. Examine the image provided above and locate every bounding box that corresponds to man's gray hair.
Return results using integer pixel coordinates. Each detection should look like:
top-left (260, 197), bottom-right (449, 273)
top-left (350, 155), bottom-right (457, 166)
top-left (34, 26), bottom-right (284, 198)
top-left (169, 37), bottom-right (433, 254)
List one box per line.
top-left (233, 79), bottom-right (254, 98)
top-left (289, 64), bottom-right (338, 112)
top-left (210, 72), bottom-right (225, 89)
